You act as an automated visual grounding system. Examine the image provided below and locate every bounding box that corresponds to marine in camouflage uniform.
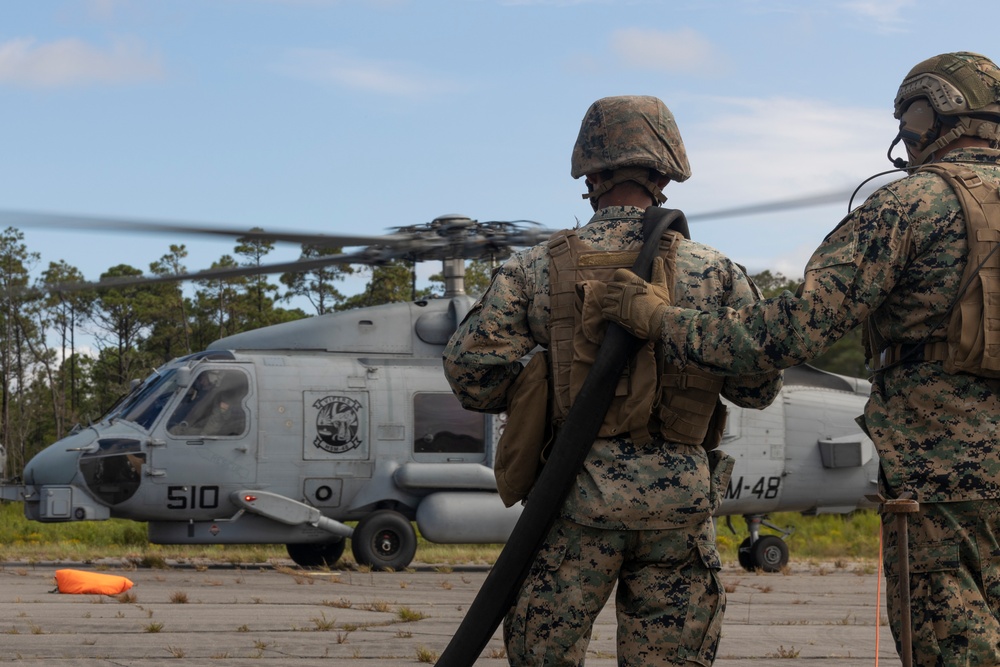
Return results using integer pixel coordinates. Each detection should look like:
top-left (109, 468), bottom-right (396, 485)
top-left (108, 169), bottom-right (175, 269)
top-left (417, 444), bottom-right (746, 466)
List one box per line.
top-left (444, 96), bottom-right (782, 666)
top-left (603, 54), bottom-right (1000, 666)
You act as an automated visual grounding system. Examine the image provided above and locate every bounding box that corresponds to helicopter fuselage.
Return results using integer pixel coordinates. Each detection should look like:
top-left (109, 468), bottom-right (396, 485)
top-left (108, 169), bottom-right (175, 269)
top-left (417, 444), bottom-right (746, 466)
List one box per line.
top-left (1, 294), bottom-right (878, 571)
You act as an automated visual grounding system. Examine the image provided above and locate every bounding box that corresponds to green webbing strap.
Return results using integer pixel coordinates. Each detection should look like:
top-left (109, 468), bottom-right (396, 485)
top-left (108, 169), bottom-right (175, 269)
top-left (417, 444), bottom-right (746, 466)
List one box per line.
top-left (434, 206), bottom-right (688, 667)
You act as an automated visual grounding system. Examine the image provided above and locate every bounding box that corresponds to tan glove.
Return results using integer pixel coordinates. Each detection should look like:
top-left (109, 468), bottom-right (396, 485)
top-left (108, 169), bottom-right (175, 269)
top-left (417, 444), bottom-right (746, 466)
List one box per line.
top-left (601, 256), bottom-right (671, 340)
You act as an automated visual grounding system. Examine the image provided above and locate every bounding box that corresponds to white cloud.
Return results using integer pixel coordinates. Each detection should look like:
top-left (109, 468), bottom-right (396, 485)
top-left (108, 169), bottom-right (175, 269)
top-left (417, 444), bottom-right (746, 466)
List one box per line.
top-left (0, 37), bottom-right (164, 88)
top-left (840, 0), bottom-right (914, 32)
top-left (62, 343), bottom-right (98, 361)
top-left (673, 95), bottom-right (902, 275)
top-left (85, 0), bottom-right (128, 20)
top-left (275, 49), bottom-right (462, 97)
top-left (611, 27), bottom-right (726, 76)
top-left (501, 0), bottom-right (608, 5)
top-left (245, 0), bottom-right (405, 6)
top-left (683, 95), bottom-right (897, 203)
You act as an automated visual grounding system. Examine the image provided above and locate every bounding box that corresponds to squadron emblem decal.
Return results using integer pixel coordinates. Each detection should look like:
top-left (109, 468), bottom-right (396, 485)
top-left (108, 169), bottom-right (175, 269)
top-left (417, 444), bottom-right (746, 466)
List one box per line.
top-left (313, 396), bottom-right (363, 454)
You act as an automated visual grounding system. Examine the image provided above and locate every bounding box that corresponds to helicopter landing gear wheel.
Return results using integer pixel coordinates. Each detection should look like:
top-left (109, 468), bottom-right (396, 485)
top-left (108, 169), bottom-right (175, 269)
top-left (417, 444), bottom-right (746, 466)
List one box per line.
top-left (737, 537), bottom-right (755, 571)
top-left (286, 539), bottom-right (346, 568)
top-left (750, 535), bottom-right (789, 573)
top-left (351, 509), bottom-right (417, 571)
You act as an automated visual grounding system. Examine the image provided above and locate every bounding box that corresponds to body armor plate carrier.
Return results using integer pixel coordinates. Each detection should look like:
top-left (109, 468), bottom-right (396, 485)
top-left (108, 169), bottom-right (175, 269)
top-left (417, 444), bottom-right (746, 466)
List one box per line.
top-left (873, 162), bottom-right (1000, 376)
top-left (547, 229), bottom-right (726, 448)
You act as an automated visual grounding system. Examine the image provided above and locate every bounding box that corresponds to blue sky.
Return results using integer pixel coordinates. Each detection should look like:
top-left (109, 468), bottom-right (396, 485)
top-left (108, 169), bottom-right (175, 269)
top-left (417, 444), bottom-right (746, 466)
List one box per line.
top-left (3, 0), bottom-right (1000, 300)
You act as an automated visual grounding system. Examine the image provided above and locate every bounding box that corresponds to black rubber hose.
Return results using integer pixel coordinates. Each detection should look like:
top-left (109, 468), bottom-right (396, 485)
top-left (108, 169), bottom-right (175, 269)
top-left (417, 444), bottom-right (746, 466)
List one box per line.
top-left (434, 208), bottom-right (686, 666)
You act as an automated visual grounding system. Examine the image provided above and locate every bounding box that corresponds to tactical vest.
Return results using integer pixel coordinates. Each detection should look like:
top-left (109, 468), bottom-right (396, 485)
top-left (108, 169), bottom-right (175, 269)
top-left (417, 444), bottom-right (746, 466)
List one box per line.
top-left (547, 229), bottom-right (725, 447)
top-left (872, 161), bottom-right (1000, 377)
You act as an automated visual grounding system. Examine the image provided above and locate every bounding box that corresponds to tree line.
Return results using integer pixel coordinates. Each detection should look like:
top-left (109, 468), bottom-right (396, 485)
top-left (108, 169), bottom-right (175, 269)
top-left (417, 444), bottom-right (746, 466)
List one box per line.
top-left (0, 227), bottom-right (861, 479)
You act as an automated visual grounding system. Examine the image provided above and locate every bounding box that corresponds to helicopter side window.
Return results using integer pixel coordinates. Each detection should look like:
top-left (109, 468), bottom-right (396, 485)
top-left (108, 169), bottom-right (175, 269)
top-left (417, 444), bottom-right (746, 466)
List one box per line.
top-left (413, 393), bottom-right (484, 454)
top-left (167, 370), bottom-right (249, 438)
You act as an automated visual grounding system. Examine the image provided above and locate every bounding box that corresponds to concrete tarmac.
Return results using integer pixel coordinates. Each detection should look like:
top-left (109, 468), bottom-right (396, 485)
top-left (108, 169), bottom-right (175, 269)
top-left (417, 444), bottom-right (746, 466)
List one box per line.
top-left (0, 558), bottom-right (899, 666)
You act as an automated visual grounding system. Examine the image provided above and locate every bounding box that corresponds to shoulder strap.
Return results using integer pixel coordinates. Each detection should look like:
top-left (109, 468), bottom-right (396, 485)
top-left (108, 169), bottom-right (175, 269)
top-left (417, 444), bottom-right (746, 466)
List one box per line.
top-left (642, 205), bottom-right (690, 242)
top-left (637, 206), bottom-right (689, 277)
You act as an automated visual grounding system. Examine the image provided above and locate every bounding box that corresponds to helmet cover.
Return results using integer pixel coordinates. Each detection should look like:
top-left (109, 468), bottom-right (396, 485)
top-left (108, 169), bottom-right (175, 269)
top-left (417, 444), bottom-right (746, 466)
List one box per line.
top-left (889, 52), bottom-right (1000, 166)
top-left (571, 95), bottom-right (691, 182)
top-left (894, 51), bottom-right (1000, 119)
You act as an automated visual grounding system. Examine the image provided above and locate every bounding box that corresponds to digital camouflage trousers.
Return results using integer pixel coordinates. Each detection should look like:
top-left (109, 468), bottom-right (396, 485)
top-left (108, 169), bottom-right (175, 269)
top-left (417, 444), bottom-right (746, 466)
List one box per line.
top-left (503, 516), bottom-right (724, 666)
top-left (882, 500), bottom-right (1000, 667)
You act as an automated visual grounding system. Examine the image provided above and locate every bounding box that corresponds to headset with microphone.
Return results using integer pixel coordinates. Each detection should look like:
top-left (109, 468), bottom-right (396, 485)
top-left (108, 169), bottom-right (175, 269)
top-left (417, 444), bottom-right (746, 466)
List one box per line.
top-left (887, 98), bottom-right (948, 170)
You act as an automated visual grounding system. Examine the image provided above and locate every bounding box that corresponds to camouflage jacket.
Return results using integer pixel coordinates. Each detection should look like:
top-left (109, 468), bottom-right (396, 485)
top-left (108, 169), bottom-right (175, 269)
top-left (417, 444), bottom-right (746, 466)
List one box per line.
top-left (659, 148), bottom-right (1000, 503)
top-left (443, 206), bottom-right (783, 530)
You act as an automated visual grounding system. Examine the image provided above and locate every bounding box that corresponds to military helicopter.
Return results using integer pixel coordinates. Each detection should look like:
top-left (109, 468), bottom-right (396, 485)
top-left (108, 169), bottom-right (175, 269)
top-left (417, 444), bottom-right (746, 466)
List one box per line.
top-left (0, 198), bottom-right (879, 573)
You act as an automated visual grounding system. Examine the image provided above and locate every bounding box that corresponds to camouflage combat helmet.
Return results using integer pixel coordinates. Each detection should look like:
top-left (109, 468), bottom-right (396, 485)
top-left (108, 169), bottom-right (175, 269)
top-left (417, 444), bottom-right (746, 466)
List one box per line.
top-left (571, 96), bottom-right (691, 207)
top-left (891, 52), bottom-right (1000, 166)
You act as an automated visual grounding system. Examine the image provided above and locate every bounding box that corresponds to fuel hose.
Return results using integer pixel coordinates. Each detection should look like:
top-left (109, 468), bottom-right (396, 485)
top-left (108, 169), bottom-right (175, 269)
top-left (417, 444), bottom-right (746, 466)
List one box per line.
top-left (435, 207), bottom-right (688, 666)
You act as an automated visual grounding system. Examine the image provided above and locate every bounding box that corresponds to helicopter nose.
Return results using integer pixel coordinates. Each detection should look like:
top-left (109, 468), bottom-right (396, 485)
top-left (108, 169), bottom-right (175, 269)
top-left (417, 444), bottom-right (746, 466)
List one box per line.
top-left (23, 429), bottom-right (98, 486)
top-left (22, 429), bottom-right (112, 522)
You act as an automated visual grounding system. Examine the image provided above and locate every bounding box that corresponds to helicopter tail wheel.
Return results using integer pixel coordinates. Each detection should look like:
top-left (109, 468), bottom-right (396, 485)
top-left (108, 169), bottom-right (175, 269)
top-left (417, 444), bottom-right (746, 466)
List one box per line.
top-left (351, 509), bottom-right (418, 571)
top-left (750, 535), bottom-right (789, 573)
top-left (285, 539), bottom-right (346, 569)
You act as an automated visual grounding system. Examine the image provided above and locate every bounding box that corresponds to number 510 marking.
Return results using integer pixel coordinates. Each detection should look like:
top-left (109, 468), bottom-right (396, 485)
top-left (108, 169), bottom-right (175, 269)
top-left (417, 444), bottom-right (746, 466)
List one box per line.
top-left (167, 485), bottom-right (220, 510)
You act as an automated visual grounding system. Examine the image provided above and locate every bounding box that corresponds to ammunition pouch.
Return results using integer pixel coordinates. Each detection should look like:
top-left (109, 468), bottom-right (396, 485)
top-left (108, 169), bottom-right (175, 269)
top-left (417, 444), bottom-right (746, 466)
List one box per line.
top-left (655, 367), bottom-right (727, 448)
top-left (493, 352), bottom-right (552, 507)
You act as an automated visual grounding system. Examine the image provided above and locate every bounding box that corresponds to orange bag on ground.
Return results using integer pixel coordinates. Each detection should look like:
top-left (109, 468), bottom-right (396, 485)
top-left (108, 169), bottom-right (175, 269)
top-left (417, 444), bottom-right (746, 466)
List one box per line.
top-left (55, 569), bottom-right (134, 595)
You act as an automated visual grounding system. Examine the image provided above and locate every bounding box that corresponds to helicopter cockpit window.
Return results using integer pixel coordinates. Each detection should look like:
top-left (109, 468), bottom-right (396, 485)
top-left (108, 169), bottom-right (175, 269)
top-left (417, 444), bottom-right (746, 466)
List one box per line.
top-left (167, 370), bottom-right (249, 438)
top-left (116, 369), bottom-right (180, 430)
top-left (413, 393), bottom-right (484, 454)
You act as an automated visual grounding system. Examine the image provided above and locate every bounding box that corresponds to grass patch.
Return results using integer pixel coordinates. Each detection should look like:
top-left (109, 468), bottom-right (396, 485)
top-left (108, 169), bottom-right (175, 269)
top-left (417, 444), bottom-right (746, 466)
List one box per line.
top-left (716, 511), bottom-right (880, 561)
top-left (397, 606), bottom-right (428, 622)
top-left (0, 501), bottom-right (880, 565)
top-left (416, 646), bottom-right (438, 663)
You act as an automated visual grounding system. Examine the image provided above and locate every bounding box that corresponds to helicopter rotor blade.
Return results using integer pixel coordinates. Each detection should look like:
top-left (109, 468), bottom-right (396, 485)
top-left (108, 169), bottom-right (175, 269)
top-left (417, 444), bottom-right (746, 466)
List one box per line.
top-left (5, 180), bottom-right (894, 297)
top-left (687, 181), bottom-right (884, 222)
top-left (0, 209), bottom-right (412, 249)
top-left (2, 180), bottom-right (881, 252)
top-left (39, 249), bottom-right (384, 295)
top-left (30, 219), bottom-right (563, 295)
